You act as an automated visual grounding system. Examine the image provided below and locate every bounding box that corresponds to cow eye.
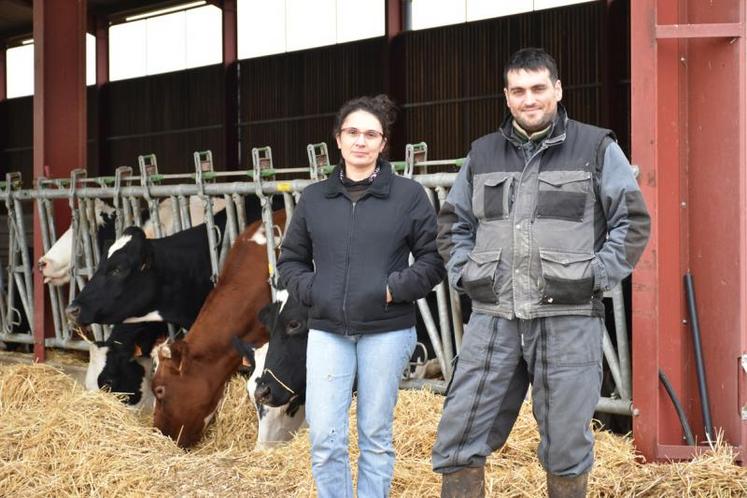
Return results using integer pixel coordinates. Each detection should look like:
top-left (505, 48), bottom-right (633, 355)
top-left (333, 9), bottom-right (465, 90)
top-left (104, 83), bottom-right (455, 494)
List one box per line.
top-left (108, 266), bottom-right (121, 276)
top-left (287, 320), bottom-right (302, 333)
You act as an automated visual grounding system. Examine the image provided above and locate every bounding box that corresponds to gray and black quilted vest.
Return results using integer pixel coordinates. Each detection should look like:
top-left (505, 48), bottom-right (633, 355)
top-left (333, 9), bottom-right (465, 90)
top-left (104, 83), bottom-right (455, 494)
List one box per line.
top-left (464, 109), bottom-right (614, 319)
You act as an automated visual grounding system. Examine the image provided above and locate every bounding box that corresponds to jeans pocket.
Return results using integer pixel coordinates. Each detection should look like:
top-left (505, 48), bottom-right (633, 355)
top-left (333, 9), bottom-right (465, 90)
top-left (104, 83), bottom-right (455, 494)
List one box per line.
top-left (536, 170), bottom-right (591, 222)
top-left (539, 249), bottom-right (595, 305)
top-left (462, 250), bottom-right (502, 304)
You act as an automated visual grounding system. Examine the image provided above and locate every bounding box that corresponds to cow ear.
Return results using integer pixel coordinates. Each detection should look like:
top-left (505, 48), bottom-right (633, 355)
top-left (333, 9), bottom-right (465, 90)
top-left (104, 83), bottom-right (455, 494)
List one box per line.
top-left (258, 301), bottom-right (282, 329)
top-left (171, 341), bottom-right (190, 373)
top-left (160, 341), bottom-right (189, 374)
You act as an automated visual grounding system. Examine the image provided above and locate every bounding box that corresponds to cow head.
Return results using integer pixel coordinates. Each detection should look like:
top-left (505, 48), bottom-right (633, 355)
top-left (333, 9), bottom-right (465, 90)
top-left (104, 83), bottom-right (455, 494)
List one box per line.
top-left (38, 199), bottom-right (117, 287)
top-left (90, 341), bottom-right (151, 405)
top-left (151, 340), bottom-right (226, 448)
top-left (85, 322), bottom-right (167, 406)
top-left (252, 293), bottom-right (308, 412)
top-left (66, 226), bottom-right (158, 325)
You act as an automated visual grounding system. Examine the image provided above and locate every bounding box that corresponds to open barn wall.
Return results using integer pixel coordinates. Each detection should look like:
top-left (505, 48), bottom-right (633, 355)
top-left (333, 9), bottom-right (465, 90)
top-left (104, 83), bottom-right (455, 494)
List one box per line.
top-left (1, 1), bottom-right (630, 180)
top-left (0, 96), bottom-right (32, 183)
top-left (239, 37), bottom-right (387, 170)
top-left (401, 1), bottom-right (629, 161)
top-left (103, 64), bottom-right (225, 175)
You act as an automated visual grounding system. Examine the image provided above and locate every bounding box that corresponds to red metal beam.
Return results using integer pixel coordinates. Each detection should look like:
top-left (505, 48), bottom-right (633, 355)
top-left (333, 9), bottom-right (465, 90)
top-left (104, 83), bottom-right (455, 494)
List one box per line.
top-left (386, 0), bottom-right (403, 40)
top-left (0, 48), bottom-right (6, 102)
top-left (633, 0), bottom-right (747, 465)
top-left (222, 0), bottom-right (238, 170)
top-left (94, 16), bottom-right (110, 176)
top-left (384, 0), bottom-right (406, 152)
top-left (32, 1), bottom-right (87, 361)
top-left (739, 0), bottom-right (747, 464)
top-left (631, 0), bottom-right (661, 463)
top-left (656, 22), bottom-right (743, 39)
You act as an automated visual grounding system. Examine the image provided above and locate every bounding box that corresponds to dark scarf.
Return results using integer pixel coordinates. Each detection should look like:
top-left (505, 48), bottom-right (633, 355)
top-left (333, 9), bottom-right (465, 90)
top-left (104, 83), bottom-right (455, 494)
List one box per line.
top-left (340, 162), bottom-right (381, 202)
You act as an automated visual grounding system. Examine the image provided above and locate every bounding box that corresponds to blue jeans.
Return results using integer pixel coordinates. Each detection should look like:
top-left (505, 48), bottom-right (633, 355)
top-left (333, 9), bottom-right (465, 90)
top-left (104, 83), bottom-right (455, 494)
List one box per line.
top-left (306, 327), bottom-right (416, 498)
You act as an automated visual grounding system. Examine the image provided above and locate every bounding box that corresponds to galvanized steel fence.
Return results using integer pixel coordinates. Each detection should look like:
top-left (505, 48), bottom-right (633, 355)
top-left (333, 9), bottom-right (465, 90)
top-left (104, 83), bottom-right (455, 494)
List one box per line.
top-left (0, 143), bottom-right (633, 416)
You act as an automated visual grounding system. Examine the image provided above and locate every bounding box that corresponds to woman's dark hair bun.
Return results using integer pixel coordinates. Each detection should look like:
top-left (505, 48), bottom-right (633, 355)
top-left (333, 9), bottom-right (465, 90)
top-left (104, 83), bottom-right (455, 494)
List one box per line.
top-left (333, 94), bottom-right (398, 141)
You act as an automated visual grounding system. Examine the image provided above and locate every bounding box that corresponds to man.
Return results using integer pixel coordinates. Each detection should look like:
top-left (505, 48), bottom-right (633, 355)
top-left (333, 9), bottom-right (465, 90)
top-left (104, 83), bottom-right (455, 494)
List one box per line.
top-left (432, 48), bottom-right (650, 498)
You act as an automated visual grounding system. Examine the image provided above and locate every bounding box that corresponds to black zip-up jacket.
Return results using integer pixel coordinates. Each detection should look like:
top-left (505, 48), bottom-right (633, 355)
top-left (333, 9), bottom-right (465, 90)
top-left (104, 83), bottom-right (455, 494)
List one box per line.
top-left (278, 160), bottom-right (445, 335)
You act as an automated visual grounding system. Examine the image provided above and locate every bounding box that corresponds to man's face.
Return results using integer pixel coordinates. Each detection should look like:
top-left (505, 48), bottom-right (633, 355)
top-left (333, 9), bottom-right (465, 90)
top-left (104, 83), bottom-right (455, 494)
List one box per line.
top-left (504, 68), bottom-right (562, 133)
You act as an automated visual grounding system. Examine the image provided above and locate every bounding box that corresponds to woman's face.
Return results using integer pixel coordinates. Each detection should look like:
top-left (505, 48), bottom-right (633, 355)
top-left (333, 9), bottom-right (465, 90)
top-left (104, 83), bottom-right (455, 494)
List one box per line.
top-left (336, 110), bottom-right (386, 173)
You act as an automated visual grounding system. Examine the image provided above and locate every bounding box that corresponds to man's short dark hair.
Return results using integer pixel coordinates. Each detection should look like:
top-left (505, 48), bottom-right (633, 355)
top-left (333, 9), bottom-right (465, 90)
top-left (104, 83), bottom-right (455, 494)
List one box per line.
top-left (503, 48), bottom-right (559, 86)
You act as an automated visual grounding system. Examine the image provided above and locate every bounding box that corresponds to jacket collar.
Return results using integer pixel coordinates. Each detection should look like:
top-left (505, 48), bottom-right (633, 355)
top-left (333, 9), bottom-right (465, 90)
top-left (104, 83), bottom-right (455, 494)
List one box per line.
top-left (325, 157), bottom-right (393, 199)
top-left (500, 104), bottom-right (569, 147)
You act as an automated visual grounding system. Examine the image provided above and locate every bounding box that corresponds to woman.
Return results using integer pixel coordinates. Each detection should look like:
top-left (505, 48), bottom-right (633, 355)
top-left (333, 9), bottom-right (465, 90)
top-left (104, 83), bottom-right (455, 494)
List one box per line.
top-left (278, 95), bottom-right (445, 498)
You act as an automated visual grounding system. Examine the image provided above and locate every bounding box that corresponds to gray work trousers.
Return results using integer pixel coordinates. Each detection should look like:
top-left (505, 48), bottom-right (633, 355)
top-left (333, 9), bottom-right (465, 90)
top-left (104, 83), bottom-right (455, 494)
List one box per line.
top-left (432, 312), bottom-right (604, 477)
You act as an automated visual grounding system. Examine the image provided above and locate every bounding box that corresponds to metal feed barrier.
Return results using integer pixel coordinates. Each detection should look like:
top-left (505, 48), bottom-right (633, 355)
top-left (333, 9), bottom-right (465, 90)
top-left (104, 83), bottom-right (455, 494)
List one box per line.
top-left (0, 143), bottom-right (634, 417)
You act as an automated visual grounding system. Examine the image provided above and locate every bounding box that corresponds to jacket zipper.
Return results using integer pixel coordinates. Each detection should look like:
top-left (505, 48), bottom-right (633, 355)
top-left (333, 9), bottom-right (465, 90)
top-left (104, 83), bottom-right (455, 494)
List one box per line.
top-left (341, 201), bottom-right (357, 335)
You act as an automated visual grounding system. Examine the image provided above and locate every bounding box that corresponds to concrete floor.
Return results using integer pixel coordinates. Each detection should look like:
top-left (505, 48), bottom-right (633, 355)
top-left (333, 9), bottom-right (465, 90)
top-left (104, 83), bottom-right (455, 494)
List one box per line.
top-left (0, 349), bottom-right (88, 386)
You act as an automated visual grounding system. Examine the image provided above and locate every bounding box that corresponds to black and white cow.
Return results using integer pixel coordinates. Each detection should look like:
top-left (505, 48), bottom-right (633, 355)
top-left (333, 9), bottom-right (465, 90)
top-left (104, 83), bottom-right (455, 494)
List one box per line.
top-left (66, 208), bottom-right (230, 329)
top-left (38, 196), bottom-right (226, 286)
top-left (85, 321), bottom-right (170, 407)
top-left (252, 292), bottom-right (308, 410)
top-left (232, 291), bottom-right (308, 449)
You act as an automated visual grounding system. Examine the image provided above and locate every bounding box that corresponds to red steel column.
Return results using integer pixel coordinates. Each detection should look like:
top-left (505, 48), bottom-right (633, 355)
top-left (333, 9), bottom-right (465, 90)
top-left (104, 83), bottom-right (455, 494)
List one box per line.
top-left (740, 0), bottom-right (747, 465)
top-left (95, 16), bottom-right (110, 175)
top-left (632, 0), bottom-right (747, 463)
top-left (32, 2), bottom-right (87, 361)
top-left (384, 0), bottom-right (406, 154)
top-left (223, 0), bottom-right (238, 170)
top-left (0, 48), bottom-right (6, 102)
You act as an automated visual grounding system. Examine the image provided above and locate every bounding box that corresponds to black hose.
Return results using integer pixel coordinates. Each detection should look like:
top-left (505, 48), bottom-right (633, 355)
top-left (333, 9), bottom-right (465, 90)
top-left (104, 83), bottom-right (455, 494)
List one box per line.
top-left (684, 272), bottom-right (714, 442)
top-left (658, 369), bottom-right (696, 446)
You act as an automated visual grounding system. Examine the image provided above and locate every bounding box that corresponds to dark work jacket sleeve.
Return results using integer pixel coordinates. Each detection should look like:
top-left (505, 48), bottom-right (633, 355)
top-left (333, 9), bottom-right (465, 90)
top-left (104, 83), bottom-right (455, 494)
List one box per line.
top-left (386, 186), bottom-right (446, 303)
top-left (277, 194), bottom-right (315, 306)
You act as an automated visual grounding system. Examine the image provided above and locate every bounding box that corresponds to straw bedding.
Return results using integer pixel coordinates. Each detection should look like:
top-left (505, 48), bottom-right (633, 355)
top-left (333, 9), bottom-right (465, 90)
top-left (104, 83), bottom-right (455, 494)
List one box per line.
top-left (0, 362), bottom-right (744, 497)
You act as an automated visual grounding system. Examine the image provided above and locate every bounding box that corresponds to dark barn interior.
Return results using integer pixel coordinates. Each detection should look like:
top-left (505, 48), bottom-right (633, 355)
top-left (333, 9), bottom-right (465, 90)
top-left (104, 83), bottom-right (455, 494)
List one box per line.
top-left (0, 1), bottom-right (630, 180)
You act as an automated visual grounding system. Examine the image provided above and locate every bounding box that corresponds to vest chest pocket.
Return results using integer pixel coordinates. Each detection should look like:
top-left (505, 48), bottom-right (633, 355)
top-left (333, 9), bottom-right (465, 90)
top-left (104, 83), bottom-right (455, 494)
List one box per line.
top-left (483, 175), bottom-right (514, 221)
top-left (536, 170), bottom-right (591, 222)
top-left (539, 249), bottom-right (595, 305)
top-left (462, 250), bottom-right (502, 303)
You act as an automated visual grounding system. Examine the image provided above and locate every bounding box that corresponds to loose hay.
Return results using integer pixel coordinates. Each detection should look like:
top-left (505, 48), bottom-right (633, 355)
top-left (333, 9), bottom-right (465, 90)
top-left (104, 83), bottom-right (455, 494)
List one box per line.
top-left (0, 362), bottom-right (745, 497)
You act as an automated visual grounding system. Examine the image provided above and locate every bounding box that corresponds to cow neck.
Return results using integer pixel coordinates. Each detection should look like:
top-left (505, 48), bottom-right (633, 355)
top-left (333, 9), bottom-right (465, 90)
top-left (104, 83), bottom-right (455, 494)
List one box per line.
top-left (183, 211), bottom-right (285, 359)
top-left (148, 228), bottom-right (215, 329)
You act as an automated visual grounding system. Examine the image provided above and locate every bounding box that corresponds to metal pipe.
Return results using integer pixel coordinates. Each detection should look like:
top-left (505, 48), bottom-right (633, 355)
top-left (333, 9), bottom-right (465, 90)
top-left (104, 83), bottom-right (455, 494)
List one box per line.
top-left (611, 283), bottom-right (632, 400)
top-left (178, 195), bottom-right (191, 230)
top-left (602, 326), bottom-right (625, 399)
top-left (659, 369), bottom-right (696, 446)
top-left (595, 397), bottom-right (633, 416)
top-left (13, 173), bottom-right (460, 201)
top-left (223, 193), bottom-right (238, 247)
top-left (684, 272), bottom-right (715, 443)
top-left (415, 297), bottom-right (449, 381)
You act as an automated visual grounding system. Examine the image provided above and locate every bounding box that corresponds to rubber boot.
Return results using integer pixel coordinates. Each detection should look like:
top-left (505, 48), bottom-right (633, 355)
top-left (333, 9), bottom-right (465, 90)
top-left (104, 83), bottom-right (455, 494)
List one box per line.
top-left (440, 466), bottom-right (485, 498)
top-left (546, 471), bottom-right (588, 498)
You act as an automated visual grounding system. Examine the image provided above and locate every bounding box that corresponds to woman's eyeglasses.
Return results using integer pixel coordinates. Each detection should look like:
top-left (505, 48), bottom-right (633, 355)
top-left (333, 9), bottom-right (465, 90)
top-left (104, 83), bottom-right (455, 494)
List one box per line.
top-left (340, 127), bottom-right (384, 142)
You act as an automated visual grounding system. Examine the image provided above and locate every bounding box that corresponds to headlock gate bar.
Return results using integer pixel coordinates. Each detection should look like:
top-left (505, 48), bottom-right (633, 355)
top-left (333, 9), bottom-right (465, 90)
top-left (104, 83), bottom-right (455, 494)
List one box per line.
top-left (0, 143), bottom-right (637, 417)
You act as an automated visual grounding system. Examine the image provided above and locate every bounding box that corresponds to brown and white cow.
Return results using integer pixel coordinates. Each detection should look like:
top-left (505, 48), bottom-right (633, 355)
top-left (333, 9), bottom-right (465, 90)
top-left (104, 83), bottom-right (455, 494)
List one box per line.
top-left (151, 210), bottom-right (286, 448)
